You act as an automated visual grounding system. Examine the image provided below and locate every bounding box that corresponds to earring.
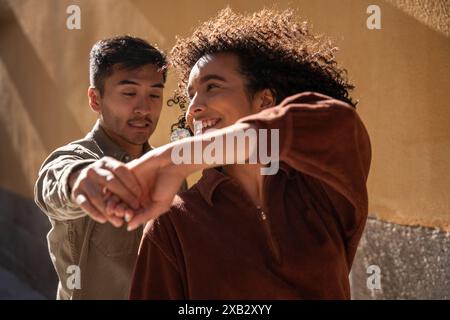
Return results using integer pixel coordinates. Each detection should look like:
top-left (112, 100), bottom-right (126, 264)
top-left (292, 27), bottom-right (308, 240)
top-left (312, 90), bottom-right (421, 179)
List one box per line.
top-left (170, 128), bottom-right (191, 142)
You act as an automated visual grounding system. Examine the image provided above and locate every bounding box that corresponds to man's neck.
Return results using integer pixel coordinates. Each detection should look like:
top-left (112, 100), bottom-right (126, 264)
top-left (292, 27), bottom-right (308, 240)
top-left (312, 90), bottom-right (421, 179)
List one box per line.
top-left (101, 126), bottom-right (144, 160)
top-left (126, 145), bottom-right (144, 160)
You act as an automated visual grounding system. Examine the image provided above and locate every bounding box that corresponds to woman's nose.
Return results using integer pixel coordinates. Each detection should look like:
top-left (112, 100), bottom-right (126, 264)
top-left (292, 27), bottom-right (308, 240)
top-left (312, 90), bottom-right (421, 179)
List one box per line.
top-left (187, 96), bottom-right (206, 117)
top-left (189, 104), bottom-right (205, 114)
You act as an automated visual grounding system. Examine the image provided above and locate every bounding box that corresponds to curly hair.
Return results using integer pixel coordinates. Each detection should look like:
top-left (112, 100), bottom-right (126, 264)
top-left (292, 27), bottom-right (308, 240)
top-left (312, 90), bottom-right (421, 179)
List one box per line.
top-left (168, 8), bottom-right (356, 132)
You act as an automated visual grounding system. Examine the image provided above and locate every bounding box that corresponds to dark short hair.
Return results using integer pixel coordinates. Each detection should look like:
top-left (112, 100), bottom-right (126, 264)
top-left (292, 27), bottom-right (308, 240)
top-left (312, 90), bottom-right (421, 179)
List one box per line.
top-left (89, 35), bottom-right (167, 95)
top-left (169, 8), bottom-right (356, 131)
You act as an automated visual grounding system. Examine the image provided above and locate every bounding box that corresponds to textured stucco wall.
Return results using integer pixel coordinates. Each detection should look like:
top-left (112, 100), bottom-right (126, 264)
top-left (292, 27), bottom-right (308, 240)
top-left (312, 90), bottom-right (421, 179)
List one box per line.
top-left (351, 217), bottom-right (450, 299)
top-left (0, 0), bottom-right (449, 297)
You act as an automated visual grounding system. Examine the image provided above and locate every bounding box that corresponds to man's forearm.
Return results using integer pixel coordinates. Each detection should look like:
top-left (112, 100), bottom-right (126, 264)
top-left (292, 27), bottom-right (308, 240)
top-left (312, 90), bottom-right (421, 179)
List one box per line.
top-left (68, 168), bottom-right (82, 195)
top-left (35, 158), bottom-right (95, 220)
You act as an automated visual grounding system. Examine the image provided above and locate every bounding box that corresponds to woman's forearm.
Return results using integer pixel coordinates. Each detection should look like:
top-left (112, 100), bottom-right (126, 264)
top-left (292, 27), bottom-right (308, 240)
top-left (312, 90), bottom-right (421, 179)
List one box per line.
top-left (131, 122), bottom-right (257, 179)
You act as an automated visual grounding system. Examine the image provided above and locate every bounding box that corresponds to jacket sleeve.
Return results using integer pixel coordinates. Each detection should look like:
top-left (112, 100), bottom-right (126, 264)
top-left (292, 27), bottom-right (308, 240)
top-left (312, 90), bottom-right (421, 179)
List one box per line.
top-left (34, 144), bottom-right (98, 221)
top-left (238, 92), bottom-right (371, 255)
top-left (129, 218), bottom-right (185, 300)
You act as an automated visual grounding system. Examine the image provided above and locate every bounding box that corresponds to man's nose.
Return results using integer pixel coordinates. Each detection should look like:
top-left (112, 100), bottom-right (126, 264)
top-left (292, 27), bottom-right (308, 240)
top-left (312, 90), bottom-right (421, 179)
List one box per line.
top-left (134, 97), bottom-right (152, 115)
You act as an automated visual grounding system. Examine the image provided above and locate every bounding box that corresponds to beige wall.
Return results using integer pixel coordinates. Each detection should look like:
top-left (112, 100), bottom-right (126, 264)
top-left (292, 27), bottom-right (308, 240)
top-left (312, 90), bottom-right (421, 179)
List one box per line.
top-left (1, 0), bottom-right (449, 230)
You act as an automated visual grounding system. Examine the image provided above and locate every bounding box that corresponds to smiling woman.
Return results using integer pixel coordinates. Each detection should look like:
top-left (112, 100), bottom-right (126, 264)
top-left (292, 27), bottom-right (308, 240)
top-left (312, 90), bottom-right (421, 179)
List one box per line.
top-left (185, 53), bottom-right (262, 135)
top-left (169, 8), bottom-right (356, 134)
top-left (114, 8), bottom-right (372, 300)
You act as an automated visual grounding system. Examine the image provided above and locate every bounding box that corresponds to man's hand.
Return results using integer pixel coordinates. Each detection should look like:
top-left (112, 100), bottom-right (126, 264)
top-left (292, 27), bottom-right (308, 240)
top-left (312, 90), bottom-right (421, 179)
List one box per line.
top-left (70, 157), bottom-right (142, 227)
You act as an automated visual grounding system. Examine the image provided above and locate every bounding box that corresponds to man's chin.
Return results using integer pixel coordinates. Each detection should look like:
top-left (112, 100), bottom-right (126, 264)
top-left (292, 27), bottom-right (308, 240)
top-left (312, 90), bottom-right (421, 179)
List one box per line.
top-left (126, 132), bottom-right (152, 145)
top-left (128, 126), bottom-right (154, 140)
top-left (131, 137), bottom-right (151, 145)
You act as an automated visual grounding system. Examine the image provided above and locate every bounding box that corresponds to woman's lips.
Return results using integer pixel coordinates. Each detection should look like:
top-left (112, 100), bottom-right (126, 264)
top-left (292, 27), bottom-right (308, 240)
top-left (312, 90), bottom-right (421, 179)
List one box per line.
top-left (193, 118), bottom-right (220, 135)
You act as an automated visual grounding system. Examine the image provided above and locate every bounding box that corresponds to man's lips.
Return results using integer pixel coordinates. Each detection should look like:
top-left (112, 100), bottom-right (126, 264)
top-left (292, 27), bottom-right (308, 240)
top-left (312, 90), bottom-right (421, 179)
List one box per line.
top-left (128, 119), bottom-right (152, 129)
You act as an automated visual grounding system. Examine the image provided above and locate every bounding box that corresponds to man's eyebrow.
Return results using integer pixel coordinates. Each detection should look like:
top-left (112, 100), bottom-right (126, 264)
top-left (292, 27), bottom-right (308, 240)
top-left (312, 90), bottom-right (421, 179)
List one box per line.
top-left (151, 83), bottom-right (165, 89)
top-left (187, 74), bottom-right (227, 96)
top-left (117, 79), bottom-right (165, 88)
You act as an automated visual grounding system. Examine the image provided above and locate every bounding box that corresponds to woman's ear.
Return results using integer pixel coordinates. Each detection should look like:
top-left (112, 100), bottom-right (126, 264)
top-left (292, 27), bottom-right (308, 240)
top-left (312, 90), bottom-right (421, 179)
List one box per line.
top-left (253, 88), bottom-right (276, 112)
top-left (88, 87), bottom-right (102, 113)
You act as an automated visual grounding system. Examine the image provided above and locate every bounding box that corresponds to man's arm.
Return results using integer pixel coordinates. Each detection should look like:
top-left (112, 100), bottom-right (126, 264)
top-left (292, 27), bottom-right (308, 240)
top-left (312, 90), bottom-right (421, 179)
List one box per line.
top-left (34, 146), bottom-right (98, 221)
top-left (35, 145), bottom-right (142, 225)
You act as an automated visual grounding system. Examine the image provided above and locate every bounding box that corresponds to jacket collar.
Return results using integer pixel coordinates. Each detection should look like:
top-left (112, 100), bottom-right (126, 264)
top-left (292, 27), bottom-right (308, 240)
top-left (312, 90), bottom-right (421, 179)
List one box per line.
top-left (86, 120), bottom-right (152, 162)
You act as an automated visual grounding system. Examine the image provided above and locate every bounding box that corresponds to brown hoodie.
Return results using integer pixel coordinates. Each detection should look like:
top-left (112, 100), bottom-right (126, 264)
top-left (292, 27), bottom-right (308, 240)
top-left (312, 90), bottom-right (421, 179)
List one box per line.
top-left (130, 92), bottom-right (371, 299)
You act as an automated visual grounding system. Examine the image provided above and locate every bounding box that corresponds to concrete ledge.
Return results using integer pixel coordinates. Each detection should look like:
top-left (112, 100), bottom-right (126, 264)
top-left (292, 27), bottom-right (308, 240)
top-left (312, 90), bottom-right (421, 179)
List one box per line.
top-left (351, 217), bottom-right (450, 299)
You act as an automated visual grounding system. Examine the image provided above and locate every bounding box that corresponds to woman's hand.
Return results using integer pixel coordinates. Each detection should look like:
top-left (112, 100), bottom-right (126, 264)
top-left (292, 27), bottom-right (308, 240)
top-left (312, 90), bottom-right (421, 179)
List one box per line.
top-left (125, 151), bottom-right (187, 231)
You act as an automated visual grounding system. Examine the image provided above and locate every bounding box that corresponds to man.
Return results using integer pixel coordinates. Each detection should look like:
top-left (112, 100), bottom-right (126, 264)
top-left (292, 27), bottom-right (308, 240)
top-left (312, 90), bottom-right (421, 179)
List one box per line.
top-left (34, 35), bottom-right (168, 299)
top-left (109, 9), bottom-right (371, 299)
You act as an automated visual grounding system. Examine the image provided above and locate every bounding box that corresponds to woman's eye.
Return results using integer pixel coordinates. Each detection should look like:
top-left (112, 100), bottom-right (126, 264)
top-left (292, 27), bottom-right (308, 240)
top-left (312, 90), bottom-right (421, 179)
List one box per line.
top-left (149, 94), bottom-right (161, 99)
top-left (123, 92), bottom-right (136, 96)
top-left (206, 83), bottom-right (219, 91)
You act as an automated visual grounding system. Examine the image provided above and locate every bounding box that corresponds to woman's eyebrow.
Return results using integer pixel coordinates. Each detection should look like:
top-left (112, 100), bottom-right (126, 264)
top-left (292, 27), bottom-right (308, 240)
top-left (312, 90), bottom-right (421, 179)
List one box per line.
top-left (199, 74), bottom-right (227, 84)
top-left (187, 74), bottom-right (227, 96)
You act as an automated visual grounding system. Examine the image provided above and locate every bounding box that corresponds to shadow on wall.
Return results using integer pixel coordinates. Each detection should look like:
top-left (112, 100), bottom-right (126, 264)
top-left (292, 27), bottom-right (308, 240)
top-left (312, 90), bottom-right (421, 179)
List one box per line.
top-left (0, 186), bottom-right (57, 299)
top-left (0, 0), bottom-right (82, 152)
top-left (0, 1), bottom-right (60, 298)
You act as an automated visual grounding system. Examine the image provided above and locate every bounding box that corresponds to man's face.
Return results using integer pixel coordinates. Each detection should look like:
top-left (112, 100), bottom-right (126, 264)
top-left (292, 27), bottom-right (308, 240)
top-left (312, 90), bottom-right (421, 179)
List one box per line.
top-left (95, 64), bottom-right (164, 148)
top-left (186, 53), bottom-right (260, 135)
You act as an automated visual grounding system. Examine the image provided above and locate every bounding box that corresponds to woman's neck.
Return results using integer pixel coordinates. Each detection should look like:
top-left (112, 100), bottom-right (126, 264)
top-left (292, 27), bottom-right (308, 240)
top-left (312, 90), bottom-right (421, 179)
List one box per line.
top-left (223, 163), bottom-right (264, 208)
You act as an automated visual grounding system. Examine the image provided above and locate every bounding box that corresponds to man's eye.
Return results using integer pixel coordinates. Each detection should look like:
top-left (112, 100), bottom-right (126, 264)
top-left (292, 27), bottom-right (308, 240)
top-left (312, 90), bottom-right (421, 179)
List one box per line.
top-left (123, 92), bottom-right (136, 96)
top-left (149, 94), bottom-right (161, 99)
